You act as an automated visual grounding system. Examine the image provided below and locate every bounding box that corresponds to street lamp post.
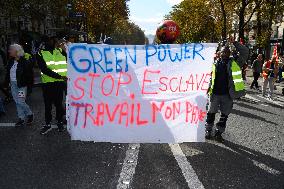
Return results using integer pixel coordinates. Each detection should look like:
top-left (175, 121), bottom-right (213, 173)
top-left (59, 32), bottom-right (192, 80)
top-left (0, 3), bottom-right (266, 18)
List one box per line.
top-left (66, 3), bottom-right (72, 34)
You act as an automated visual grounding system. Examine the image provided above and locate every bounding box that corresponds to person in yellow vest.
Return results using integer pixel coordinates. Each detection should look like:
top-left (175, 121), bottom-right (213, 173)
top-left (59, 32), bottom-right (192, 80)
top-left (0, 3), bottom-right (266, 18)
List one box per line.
top-left (206, 37), bottom-right (249, 142)
top-left (36, 36), bottom-right (67, 135)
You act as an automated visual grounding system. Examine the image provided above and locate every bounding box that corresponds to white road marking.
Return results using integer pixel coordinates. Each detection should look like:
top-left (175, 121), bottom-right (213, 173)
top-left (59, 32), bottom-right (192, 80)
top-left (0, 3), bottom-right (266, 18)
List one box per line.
top-left (244, 94), bottom-right (260, 102)
top-left (251, 159), bottom-right (281, 175)
top-left (0, 123), bottom-right (59, 128)
top-left (169, 144), bottom-right (205, 189)
top-left (117, 143), bottom-right (140, 189)
top-left (0, 123), bottom-right (16, 127)
top-left (181, 145), bottom-right (204, 157)
top-left (51, 125), bottom-right (59, 129)
top-left (208, 141), bottom-right (281, 175)
top-left (274, 95), bottom-right (284, 102)
top-left (257, 95), bottom-right (284, 107)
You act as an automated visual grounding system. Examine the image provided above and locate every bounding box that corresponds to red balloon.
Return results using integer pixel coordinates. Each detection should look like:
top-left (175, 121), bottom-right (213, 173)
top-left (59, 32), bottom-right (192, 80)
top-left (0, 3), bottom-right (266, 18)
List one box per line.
top-left (156, 20), bottom-right (180, 44)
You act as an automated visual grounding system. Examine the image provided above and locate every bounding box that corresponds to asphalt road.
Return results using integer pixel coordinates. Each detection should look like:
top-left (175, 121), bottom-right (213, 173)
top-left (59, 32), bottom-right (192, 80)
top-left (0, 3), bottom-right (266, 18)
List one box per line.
top-left (0, 78), bottom-right (284, 189)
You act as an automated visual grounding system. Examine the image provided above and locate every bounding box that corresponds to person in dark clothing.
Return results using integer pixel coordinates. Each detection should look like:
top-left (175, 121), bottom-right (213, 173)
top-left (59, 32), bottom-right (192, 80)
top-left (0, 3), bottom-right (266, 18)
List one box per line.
top-left (0, 52), bottom-right (6, 116)
top-left (213, 58), bottom-right (230, 95)
top-left (37, 37), bottom-right (67, 135)
top-left (24, 53), bottom-right (34, 96)
top-left (250, 54), bottom-right (263, 90)
top-left (0, 46), bottom-right (13, 103)
top-left (242, 63), bottom-right (248, 81)
top-left (206, 37), bottom-right (249, 142)
top-left (278, 52), bottom-right (284, 83)
top-left (0, 46), bottom-right (7, 66)
top-left (21, 41), bottom-right (35, 96)
top-left (6, 44), bottom-right (34, 127)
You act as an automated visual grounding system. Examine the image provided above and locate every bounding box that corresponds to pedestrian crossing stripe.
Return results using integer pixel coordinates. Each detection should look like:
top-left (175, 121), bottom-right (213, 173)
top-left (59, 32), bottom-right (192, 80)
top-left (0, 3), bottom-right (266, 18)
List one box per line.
top-left (0, 123), bottom-right (15, 127)
top-left (257, 95), bottom-right (284, 107)
top-left (244, 94), bottom-right (261, 102)
top-left (242, 94), bottom-right (284, 107)
top-left (0, 123), bottom-right (59, 128)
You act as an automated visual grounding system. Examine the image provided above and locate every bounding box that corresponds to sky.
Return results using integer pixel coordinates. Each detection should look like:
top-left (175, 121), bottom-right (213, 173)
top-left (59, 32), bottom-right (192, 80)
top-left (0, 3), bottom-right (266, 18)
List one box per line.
top-left (128, 0), bottom-right (183, 35)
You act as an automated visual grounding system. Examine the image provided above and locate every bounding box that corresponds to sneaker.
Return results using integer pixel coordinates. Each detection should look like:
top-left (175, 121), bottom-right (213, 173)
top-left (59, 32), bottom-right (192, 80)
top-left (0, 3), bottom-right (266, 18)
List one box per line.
top-left (205, 130), bottom-right (212, 140)
top-left (40, 125), bottom-right (52, 135)
top-left (26, 114), bottom-right (34, 125)
top-left (267, 96), bottom-right (273, 101)
top-left (57, 122), bottom-right (65, 132)
top-left (15, 119), bottom-right (25, 127)
top-left (214, 130), bottom-right (224, 143)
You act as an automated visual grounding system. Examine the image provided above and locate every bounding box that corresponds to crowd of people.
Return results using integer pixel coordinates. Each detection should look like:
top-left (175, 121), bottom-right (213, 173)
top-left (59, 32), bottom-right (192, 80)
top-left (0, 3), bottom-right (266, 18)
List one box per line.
top-left (0, 36), bottom-right (68, 135)
top-left (250, 52), bottom-right (284, 99)
top-left (206, 39), bottom-right (284, 142)
top-left (0, 34), bottom-right (283, 141)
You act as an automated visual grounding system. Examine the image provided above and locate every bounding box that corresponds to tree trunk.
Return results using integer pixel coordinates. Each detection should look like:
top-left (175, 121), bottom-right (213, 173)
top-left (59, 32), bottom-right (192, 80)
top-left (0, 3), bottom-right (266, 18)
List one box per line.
top-left (256, 11), bottom-right (263, 53)
top-left (256, 11), bottom-right (262, 38)
top-left (265, 0), bottom-right (276, 59)
top-left (219, 0), bottom-right (227, 40)
top-left (238, 0), bottom-right (246, 41)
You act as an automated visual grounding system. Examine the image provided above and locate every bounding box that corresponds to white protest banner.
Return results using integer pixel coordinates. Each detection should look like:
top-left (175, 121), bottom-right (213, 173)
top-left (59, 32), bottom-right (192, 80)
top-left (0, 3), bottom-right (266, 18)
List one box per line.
top-left (67, 43), bottom-right (217, 143)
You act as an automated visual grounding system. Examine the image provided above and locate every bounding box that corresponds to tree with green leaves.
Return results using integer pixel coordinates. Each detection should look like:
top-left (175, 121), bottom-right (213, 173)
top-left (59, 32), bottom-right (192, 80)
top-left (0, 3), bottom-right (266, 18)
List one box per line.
top-left (167, 0), bottom-right (221, 43)
top-left (111, 19), bottom-right (146, 45)
top-left (0, 0), bottom-right (68, 33)
top-left (75, 0), bottom-right (129, 42)
top-left (254, 0), bottom-right (284, 57)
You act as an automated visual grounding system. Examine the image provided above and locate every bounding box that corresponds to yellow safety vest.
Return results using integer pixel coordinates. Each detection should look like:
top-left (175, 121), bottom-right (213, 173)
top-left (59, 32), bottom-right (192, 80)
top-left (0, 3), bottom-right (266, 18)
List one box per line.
top-left (209, 60), bottom-right (245, 95)
top-left (40, 48), bottom-right (67, 83)
top-left (24, 53), bottom-right (32, 60)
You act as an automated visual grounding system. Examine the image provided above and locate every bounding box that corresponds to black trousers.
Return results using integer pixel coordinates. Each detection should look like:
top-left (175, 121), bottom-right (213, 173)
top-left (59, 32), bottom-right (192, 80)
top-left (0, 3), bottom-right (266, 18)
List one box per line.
top-left (0, 85), bottom-right (11, 98)
top-left (206, 113), bottom-right (228, 133)
top-left (42, 82), bottom-right (65, 124)
top-left (251, 72), bottom-right (260, 89)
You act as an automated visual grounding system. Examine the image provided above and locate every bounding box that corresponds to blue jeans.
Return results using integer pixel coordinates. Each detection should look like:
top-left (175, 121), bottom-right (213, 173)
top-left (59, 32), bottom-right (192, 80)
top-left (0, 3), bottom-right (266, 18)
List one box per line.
top-left (0, 96), bottom-right (5, 113)
top-left (10, 81), bottom-right (32, 120)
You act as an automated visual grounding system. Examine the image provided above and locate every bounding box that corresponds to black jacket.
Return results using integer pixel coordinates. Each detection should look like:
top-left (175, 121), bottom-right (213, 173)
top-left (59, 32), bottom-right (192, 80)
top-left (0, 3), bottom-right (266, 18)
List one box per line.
top-left (6, 57), bottom-right (33, 88)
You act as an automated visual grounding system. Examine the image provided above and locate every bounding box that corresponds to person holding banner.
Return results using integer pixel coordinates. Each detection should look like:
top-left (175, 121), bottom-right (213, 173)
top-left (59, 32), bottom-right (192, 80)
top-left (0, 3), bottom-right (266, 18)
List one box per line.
top-left (37, 37), bottom-right (67, 135)
top-left (205, 37), bottom-right (249, 142)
